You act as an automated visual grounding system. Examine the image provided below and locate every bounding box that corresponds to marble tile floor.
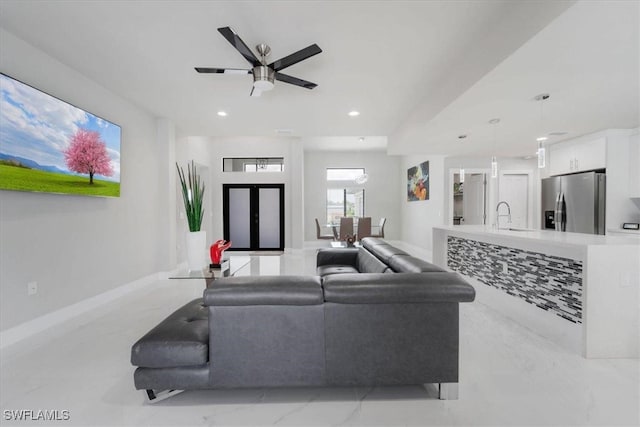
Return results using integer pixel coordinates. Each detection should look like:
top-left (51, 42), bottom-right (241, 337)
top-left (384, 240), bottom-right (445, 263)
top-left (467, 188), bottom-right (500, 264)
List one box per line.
top-left (1, 248), bottom-right (638, 426)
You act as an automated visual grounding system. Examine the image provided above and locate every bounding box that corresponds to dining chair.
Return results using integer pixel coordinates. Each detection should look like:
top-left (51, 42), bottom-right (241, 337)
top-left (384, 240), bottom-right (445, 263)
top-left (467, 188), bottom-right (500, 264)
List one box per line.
top-left (357, 217), bottom-right (372, 240)
top-left (371, 217), bottom-right (386, 238)
top-left (315, 218), bottom-right (335, 240)
top-left (339, 217), bottom-right (354, 241)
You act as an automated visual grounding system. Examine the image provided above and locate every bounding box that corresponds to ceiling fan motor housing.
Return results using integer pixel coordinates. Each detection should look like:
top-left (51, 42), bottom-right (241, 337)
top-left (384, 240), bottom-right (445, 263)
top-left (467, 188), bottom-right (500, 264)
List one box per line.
top-left (253, 66), bottom-right (275, 91)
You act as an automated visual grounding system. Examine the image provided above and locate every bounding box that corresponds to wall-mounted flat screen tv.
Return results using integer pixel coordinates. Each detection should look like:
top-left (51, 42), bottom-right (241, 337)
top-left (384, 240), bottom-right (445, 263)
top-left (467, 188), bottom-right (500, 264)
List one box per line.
top-left (0, 73), bottom-right (121, 197)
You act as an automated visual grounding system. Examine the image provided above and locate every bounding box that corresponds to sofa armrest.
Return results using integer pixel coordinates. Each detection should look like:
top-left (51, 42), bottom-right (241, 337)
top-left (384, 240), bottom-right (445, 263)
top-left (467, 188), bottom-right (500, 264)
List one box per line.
top-left (204, 275), bottom-right (323, 306)
top-left (322, 272), bottom-right (475, 304)
top-left (316, 248), bottom-right (359, 267)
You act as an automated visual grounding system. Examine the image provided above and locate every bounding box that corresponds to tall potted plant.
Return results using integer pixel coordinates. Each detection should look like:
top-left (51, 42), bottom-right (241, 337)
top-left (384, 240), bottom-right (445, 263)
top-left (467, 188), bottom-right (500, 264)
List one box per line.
top-left (177, 161), bottom-right (206, 270)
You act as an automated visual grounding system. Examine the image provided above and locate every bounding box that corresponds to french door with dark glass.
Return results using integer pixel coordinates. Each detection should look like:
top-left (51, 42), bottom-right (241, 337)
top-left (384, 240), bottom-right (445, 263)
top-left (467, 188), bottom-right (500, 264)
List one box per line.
top-left (222, 184), bottom-right (284, 251)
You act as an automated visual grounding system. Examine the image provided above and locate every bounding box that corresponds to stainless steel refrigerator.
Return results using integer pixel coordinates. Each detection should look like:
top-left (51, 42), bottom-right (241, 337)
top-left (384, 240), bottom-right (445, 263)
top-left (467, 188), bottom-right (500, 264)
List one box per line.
top-left (541, 171), bottom-right (606, 234)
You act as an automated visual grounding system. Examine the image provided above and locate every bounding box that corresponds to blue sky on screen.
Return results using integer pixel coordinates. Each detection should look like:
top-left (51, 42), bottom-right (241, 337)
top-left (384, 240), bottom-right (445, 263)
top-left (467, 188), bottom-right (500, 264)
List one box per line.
top-left (0, 74), bottom-right (121, 182)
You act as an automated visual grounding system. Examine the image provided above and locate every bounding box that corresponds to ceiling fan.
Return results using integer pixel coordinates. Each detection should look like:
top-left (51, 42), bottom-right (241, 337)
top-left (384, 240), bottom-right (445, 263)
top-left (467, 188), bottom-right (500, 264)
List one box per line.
top-left (195, 26), bottom-right (322, 97)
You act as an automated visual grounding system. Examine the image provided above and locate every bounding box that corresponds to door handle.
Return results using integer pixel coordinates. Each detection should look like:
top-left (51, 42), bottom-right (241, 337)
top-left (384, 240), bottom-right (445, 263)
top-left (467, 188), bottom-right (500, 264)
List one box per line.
top-left (559, 192), bottom-right (567, 232)
top-left (554, 192), bottom-right (561, 231)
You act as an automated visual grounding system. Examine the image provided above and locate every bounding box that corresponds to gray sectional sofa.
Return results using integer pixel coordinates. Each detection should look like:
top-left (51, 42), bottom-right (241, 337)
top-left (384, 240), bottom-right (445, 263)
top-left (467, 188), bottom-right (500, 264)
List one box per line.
top-left (131, 238), bottom-right (475, 402)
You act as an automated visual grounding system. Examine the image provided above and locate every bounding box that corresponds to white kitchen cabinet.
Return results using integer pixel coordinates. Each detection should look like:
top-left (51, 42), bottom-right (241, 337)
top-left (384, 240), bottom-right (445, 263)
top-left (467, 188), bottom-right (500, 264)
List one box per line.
top-left (549, 137), bottom-right (606, 176)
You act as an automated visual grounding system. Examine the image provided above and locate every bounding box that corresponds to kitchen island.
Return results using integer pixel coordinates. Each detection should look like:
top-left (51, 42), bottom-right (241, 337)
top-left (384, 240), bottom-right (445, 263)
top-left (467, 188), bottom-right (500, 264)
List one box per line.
top-left (433, 225), bottom-right (639, 358)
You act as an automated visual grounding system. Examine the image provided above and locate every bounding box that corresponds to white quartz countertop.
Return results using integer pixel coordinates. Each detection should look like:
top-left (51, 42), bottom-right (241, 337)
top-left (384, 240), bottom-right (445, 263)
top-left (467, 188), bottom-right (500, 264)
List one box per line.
top-left (434, 225), bottom-right (640, 247)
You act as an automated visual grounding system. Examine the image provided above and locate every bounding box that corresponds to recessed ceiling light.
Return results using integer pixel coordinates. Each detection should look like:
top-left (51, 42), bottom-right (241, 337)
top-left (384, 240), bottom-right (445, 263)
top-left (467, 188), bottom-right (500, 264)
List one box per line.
top-left (275, 129), bottom-right (294, 135)
top-left (536, 136), bottom-right (548, 142)
top-left (217, 111), bottom-right (227, 117)
top-left (348, 111), bottom-right (360, 117)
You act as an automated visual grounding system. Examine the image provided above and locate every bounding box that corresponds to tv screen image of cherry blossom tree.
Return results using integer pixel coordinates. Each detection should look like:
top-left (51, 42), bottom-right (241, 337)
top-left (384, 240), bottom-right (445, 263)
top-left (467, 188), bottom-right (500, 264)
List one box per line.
top-left (0, 73), bottom-right (121, 197)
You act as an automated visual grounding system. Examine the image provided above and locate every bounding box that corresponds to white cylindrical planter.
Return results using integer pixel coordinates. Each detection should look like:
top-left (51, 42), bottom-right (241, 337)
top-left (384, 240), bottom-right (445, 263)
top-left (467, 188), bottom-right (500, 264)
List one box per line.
top-left (186, 230), bottom-right (206, 271)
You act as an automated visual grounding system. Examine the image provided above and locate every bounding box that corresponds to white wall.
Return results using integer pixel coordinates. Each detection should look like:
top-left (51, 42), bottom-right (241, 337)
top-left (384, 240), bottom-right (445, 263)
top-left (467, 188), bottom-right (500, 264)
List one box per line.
top-left (399, 155), bottom-right (446, 254)
top-left (0, 29), bottom-right (169, 331)
top-left (303, 150), bottom-right (402, 241)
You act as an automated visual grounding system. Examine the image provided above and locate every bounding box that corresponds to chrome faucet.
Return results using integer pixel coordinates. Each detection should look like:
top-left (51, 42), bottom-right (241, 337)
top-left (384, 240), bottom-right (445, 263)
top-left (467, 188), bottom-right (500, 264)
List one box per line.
top-left (496, 201), bottom-right (512, 230)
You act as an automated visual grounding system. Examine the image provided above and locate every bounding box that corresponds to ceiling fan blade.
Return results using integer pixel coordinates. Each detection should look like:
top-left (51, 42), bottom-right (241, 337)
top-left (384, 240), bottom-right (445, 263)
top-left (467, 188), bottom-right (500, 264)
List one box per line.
top-left (217, 26), bottom-right (261, 66)
top-left (250, 86), bottom-right (262, 97)
top-left (275, 72), bottom-right (317, 89)
top-left (269, 44), bottom-right (322, 72)
top-left (195, 67), bottom-right (251, 74)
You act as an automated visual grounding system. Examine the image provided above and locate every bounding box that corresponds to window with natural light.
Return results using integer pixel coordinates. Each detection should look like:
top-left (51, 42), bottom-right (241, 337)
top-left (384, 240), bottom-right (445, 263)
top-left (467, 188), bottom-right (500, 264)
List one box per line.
top-left (326, 168), bottom-right (365, 181)
top-left (325, 168), bottom-right (366, 223)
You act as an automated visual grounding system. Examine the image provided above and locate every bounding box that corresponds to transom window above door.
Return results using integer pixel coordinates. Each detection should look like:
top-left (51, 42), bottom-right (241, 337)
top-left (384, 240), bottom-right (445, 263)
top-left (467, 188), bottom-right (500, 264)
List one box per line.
top-left (326, 168), bottom-right (365, 181)
top-left (223, 157), bottom-right (284, 172)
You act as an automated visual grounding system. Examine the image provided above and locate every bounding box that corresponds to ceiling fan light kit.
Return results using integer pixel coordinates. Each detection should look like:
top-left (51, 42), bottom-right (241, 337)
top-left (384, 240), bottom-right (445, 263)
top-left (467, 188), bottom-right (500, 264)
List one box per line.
top-left (196, 26), bottom-right (322, 97)
top-left (252, 66), bottom-right (275, 91)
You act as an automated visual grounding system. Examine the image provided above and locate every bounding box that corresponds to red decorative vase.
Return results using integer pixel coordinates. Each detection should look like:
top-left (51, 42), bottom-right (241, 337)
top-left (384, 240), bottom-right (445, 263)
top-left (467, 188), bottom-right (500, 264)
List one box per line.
top-left (210, 239), bottom-right (232, 267)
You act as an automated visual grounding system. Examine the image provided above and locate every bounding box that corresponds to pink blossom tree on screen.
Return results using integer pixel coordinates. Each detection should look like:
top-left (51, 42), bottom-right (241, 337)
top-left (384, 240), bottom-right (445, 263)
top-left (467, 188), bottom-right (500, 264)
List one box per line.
top-left (63, 129), bottom-right (114, 184)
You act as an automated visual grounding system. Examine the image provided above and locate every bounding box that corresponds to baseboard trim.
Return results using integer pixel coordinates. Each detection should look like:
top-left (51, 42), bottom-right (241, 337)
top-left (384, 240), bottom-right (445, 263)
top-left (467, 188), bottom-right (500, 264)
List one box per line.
top-left (0, 271), bottom-right (164, 349)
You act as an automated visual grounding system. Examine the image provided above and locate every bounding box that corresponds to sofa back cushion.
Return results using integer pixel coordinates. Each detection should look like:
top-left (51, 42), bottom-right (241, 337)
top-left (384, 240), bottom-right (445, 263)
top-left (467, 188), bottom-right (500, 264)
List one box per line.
top-left (361, 240), bottom-right (408, 264)
top-left (204, 276), bottom-right (323, 306)
top-left (357, 247), bottom-right (389, 274)
top-left (388, 255), bottom-right (445, 273)
top-left (322, 272), bottom-right (476, 304)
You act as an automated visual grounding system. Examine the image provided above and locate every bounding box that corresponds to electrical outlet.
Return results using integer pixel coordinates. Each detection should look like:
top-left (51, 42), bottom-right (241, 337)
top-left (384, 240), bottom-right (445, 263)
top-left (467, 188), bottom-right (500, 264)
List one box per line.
top-left (27, 281), bottom-right (38, 296)
top-left (502, 262), bottom-right (508, 274)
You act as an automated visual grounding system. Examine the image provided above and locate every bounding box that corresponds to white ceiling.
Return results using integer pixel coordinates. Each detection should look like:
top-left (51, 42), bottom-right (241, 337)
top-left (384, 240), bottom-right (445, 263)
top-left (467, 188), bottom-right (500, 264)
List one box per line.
top-left (0, 1), bottom-right (637, 157)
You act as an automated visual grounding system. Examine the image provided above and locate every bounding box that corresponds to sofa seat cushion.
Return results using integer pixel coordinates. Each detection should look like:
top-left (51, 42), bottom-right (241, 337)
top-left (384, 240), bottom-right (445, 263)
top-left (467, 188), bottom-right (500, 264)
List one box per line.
top-left (323, 273), bottom-right (476, 304)
top-left (204, 275), bottom-right (323, 306)
top-left (131, 298), bottom-right (209, 368)
top-left (388, 255), bottom-right (445, 273)
top-left (317, 265), bottom-right (360, 277)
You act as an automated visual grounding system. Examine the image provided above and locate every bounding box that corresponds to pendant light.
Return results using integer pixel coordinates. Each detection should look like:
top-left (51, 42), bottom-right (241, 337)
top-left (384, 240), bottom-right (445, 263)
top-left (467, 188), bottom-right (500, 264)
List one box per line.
top-left (354, 137), bottom-right (369, 184)
top-left (489, 118), bottom-right (500, 178)
top-left (458, 134), bottom-right (466, 183)
top-left (535, 93), bottom-right (550, 169)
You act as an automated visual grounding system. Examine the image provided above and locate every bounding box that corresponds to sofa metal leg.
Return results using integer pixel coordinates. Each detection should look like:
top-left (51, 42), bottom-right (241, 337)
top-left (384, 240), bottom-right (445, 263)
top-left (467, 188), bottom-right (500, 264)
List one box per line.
top-left (438, 382), bottom-right (459, 400)
top-left (145, 389), bottom-right (184, 403)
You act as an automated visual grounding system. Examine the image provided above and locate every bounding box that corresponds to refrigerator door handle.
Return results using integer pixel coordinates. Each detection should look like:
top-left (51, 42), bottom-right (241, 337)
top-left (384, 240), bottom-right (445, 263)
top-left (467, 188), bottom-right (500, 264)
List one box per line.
top-left (560, 192), bottom-right (567, 232)
top-left (554, 192), bottom-right (562, 231)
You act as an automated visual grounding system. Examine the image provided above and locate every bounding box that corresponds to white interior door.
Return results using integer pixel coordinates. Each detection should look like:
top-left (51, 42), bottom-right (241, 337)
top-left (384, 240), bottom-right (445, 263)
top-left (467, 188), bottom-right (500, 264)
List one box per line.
top-left (463, 174), bottom-right (486, 225)
top-left (499, 173), bottom-right (529, 228)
